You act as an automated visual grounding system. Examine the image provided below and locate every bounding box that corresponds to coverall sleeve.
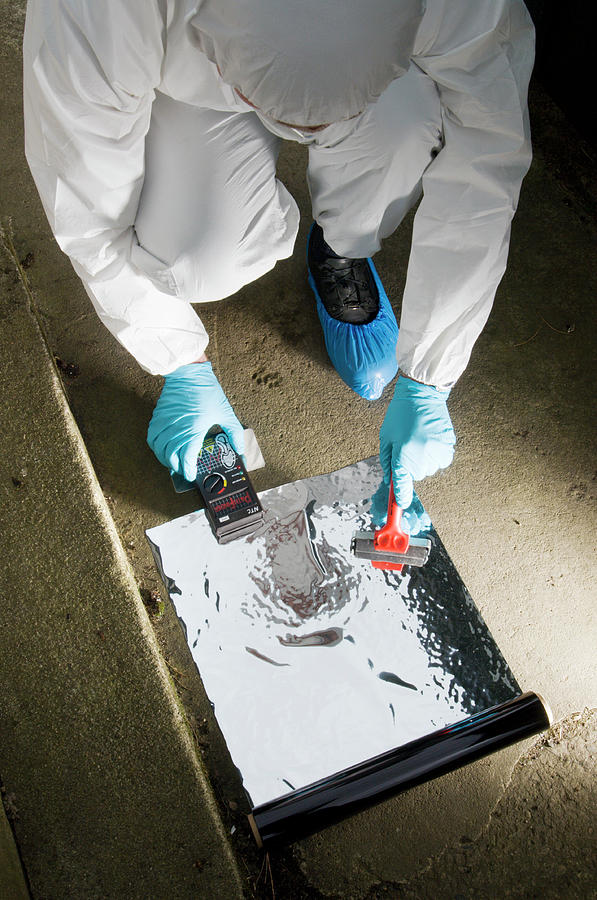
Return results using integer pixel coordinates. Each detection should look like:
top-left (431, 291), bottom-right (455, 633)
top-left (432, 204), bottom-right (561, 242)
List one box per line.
top-left (400, 0), bottom-right (535, 389)
top-left (23, 0), bottom-right (209, 375)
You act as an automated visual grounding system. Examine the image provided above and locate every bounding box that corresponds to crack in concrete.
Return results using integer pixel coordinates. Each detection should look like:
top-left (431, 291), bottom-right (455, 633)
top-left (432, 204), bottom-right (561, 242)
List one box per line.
top-left (0, 219), bottom-right (64, 385)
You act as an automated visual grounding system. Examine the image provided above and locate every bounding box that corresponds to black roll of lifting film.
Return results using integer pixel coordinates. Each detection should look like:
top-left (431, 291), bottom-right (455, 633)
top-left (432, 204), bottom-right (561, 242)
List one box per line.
top-left (248, 692), bottom-right (552, 847)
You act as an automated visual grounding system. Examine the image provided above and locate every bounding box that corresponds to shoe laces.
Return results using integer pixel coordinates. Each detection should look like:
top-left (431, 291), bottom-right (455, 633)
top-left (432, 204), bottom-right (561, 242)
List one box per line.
top-left (316, 257), bottom-right (378, 314)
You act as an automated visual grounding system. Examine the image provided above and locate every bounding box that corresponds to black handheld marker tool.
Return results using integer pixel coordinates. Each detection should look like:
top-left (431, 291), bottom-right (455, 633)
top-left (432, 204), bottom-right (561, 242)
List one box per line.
top-left (195, 428), bottom-right (264, 543)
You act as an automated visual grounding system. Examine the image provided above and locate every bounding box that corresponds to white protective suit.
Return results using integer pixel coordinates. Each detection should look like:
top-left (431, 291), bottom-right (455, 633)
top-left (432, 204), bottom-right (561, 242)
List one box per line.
top-left (23, 0), bottom-right (534, 390)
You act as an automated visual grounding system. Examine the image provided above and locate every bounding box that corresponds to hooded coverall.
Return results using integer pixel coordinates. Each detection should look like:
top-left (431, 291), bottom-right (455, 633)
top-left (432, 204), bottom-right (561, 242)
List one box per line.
top-left (23, 0), bottom-right (535, 497)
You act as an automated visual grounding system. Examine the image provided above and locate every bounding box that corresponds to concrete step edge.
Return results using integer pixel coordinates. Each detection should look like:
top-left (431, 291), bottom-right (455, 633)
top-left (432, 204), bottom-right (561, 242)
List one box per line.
top-left (0, 243), bottom-right (245, 898)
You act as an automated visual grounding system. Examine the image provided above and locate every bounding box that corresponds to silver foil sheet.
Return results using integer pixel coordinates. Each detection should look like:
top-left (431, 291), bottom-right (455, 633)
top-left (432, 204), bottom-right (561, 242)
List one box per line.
top-left (146, 457), bottom-right (519, 808)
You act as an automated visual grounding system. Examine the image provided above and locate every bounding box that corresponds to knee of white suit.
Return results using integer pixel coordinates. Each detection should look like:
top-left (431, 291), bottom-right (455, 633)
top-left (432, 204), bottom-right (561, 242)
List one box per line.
top-left (308, 64), bottom-right (443, 259)
top-left (137, 183), bottom-right (300, 302)
top-left (133, 93), bottom-right (301, 302)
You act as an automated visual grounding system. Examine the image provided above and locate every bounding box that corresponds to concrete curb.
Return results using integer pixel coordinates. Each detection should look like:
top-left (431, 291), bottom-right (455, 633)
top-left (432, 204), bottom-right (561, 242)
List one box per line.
top-left (0, 237), bottom-right (244, 898)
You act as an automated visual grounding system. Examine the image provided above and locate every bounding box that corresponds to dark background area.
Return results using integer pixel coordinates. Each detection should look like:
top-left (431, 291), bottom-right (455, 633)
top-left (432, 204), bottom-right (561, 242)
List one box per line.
top-left (527, 0), bottom-right (594, 148)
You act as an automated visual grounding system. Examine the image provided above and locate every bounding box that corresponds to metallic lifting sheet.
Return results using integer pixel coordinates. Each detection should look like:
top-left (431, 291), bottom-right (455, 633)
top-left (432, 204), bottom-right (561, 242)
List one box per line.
top-left (146, 458), bottom-right (534, 815)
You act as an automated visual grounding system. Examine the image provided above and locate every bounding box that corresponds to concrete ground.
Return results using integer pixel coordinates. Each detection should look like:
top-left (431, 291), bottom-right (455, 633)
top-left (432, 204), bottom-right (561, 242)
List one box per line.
top-left (1, 2), bottom-right (596, 898)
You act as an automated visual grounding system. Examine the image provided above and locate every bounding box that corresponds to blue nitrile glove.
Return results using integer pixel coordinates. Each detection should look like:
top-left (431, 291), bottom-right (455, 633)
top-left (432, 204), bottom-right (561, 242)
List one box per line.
top-left (377, 376), bottom-right (456, 523)
top-left (370, 483), bottom-right (431, 535)
top-left (147, 362), bottom-right (245, 482)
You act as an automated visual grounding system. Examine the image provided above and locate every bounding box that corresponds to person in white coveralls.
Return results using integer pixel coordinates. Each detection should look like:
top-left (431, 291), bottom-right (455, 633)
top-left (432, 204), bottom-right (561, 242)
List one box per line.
top-left (23, 0), bottom-right (535, 531)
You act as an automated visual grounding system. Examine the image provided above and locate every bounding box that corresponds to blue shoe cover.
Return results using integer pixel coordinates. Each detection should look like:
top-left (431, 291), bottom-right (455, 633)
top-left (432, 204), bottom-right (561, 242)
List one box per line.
top-left (307, 236), bottom-right (399, 401)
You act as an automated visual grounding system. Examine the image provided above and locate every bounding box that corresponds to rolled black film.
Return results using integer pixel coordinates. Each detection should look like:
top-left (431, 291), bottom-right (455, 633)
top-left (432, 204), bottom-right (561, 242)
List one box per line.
top-left (249, 691), bottom-right (552, 848)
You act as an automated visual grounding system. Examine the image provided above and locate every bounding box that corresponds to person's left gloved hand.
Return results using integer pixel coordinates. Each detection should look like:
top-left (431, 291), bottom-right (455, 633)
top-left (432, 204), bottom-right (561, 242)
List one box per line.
top-left (147, 361), bottom-right (245, 482)
top-left (375, 376), bottom-right (456, 534)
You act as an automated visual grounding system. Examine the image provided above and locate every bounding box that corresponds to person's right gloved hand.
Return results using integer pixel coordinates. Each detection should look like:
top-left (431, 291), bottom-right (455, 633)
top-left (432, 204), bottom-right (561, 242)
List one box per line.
top-left (370, 482), bottom-right (432, 536)
top-left (377, 375), bottom-right (456, 522)
top-left (147, 361), bottom-right (245, 482)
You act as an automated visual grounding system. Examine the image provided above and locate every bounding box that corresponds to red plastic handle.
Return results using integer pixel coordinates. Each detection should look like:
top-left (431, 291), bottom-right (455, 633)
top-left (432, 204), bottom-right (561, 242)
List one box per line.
top-left (372, 477), bottom-right (409, 571)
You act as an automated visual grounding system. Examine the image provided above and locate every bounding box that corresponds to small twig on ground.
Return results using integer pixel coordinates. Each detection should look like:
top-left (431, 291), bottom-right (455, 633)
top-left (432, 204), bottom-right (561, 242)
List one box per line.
top-left (165, 658), bottom-right (187, 689)
top-left (265, 852), bottom-right (276, 900)
top-left (513, 324), bottom-right (542, 347)
top-left (255, 852), bottom-right (267, 887)
top-left (512, 313), bottom-right (576, 348)
top-left (165, 659), bottom-right (187, 679)
top-left (540, 314), bottom-right (575, 335)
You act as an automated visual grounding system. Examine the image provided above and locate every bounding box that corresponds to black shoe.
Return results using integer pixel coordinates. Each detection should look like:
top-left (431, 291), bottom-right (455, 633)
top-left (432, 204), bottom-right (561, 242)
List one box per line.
top-left (307, 223), bottom-right (379, 325)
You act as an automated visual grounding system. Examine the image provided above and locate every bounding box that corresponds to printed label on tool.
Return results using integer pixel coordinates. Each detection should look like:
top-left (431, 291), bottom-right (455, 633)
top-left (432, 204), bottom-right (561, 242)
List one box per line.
top-left (195, 428), bottom-right (264, 542)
